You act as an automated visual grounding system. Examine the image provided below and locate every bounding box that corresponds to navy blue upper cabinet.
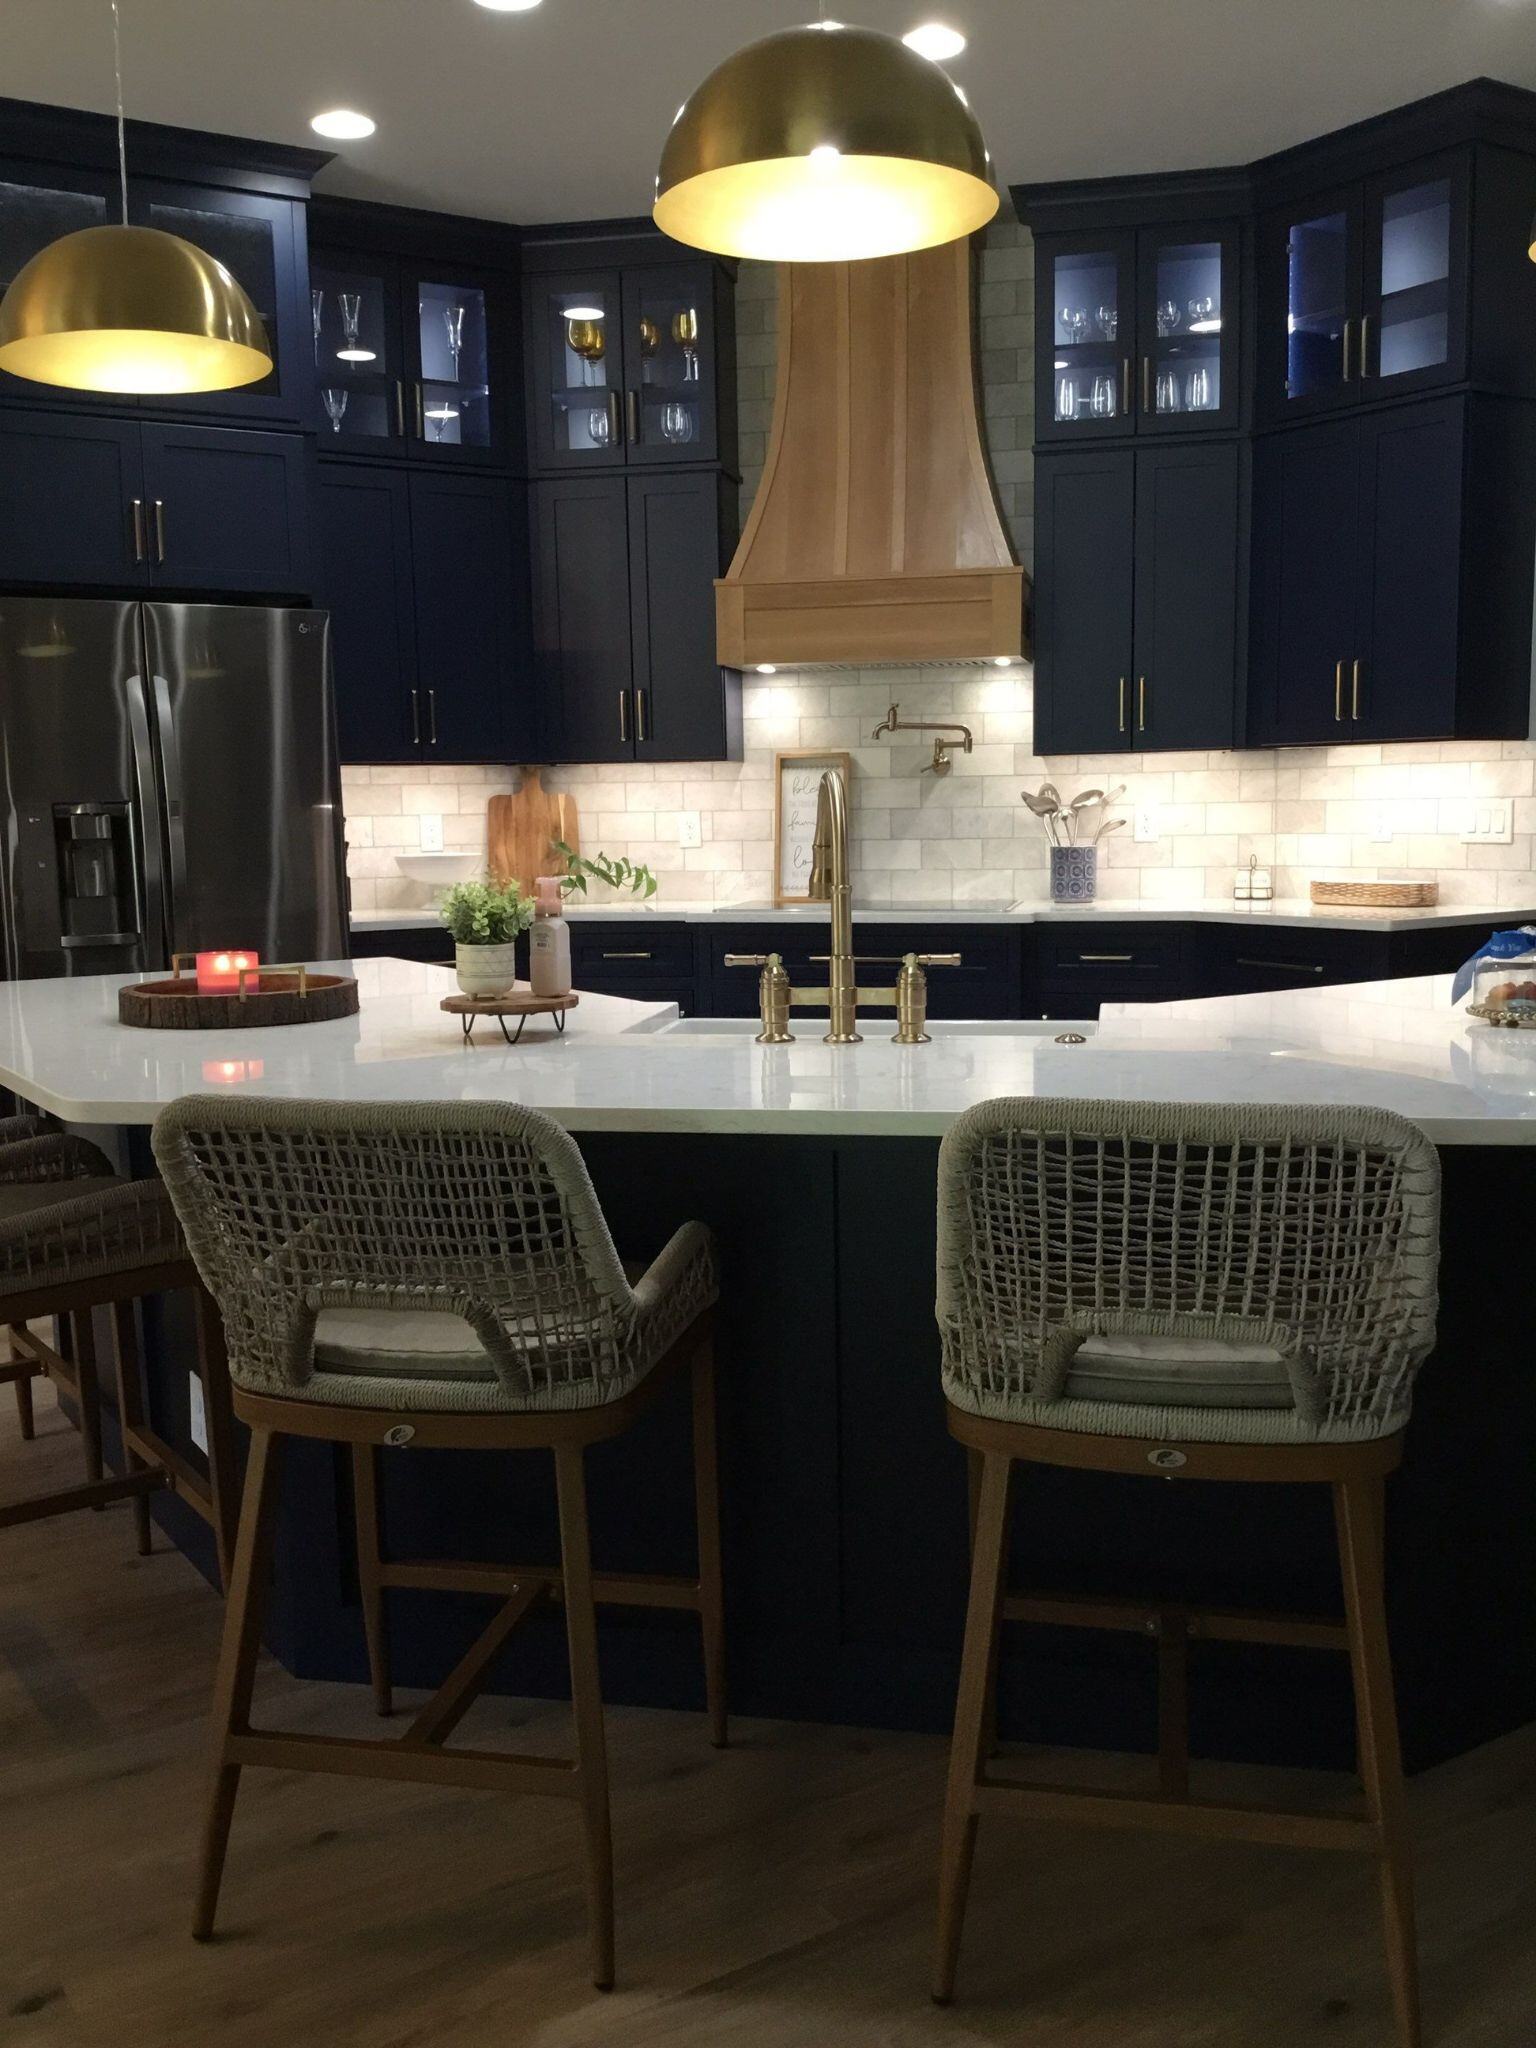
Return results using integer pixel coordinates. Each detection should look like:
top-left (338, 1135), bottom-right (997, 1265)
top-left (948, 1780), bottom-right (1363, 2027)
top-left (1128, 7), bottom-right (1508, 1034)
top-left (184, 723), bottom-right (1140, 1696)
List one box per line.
top-left (0, 408), bottom-right (146, 586)
top-left (314, 464), bottom-right (418, 762)
top-left (532, 474), bottom-right (634, 761)
top-left (1032, 451), bottom-right (1134, 751)
top-left (310, 247), bottom-right (514, 467)
top-left (1247, 419), bottom-right (1359, 745)
top-left (523, 243), bottom-right (737, 475)
top-left (1034, 225), bottom-right (1239, 443)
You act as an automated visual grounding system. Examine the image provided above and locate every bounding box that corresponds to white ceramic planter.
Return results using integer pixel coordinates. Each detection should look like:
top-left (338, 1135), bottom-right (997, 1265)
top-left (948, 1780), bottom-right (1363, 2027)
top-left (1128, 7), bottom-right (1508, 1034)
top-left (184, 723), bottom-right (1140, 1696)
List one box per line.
top-left (454, 941), bottom-right (519, 998)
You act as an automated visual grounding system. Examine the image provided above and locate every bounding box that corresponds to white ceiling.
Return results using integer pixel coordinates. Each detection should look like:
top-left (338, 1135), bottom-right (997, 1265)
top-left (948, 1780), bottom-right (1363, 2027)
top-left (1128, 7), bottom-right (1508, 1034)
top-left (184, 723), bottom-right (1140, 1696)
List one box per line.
top-left (6, 1), bottom-right (1536, 226)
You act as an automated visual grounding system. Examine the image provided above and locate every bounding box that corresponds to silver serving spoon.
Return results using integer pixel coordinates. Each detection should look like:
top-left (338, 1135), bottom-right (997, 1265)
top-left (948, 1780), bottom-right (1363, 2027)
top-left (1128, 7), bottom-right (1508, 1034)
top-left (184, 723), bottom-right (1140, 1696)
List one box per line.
top-left (1021, 787), bottom-right (1062, 846)
top-left (1065, 788), bottom-right (1105, 845)
top-left (1094, 815), bottom-right (1127, 846)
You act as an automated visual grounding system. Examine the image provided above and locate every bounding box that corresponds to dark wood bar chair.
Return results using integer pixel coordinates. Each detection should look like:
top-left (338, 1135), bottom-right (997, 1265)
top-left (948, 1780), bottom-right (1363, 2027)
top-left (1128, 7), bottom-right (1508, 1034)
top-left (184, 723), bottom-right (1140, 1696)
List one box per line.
top-left (0, 1121), bottom-right (238, 1580)
top-left (153, 1095), bottom-right (724, 1993)
top-left (932, 1099), bottom-right (1441, 2048)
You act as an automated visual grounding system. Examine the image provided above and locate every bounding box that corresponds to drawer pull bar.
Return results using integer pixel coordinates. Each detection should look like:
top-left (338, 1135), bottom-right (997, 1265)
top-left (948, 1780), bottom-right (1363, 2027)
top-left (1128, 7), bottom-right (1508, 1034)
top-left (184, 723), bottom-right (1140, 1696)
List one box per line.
top-left (1078, 952), bottom-right (1134, 963)
top-left (600, 950), bottom-right (653, 960)
top-left (1236, 957), bottom-right (1324, 974)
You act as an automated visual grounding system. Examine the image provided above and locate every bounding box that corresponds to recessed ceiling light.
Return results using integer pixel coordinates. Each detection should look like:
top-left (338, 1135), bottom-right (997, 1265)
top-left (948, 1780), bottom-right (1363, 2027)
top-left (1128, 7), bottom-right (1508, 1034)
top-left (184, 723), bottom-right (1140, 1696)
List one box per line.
top-left (474, 0), bottom-right (543, 10)
top-left (756, 664), bottom-right (777, 674)
top-left (562, 303), bottom-right (604, 320)
top-left (311, 109), bottom-right (376, 140)
top-left (992, 656), bottom-right (1013, 668)
top-left (903, 21), bottom-right (967, 62)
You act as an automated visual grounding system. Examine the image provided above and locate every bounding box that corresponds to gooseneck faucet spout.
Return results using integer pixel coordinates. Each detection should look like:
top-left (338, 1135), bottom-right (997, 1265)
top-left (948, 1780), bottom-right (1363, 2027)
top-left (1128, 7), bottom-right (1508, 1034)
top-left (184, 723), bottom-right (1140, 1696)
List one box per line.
top-left (807, 767), bottom-right (858, 1044)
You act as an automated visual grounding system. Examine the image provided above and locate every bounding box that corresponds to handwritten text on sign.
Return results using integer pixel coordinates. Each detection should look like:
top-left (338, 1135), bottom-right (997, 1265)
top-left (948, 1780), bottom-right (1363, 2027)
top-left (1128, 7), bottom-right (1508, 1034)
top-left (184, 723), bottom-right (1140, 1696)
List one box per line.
top-left (775, 753), bottom-right (851, 902)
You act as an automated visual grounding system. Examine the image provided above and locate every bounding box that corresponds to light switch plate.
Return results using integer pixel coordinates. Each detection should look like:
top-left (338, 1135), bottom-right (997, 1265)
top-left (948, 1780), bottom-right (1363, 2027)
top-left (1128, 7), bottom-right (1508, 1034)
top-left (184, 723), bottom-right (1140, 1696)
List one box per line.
top-left (1462, 799), bottom-right (1513, 845)
top-left (677, 810), bottom-right (703, 849)
top-left (1133, 805), bottom-right (1159, 843)
top-left (419, 813), bottom-right (445, 853)
top-left (1370, 807), bottom-right (1394, 843)
top-left (188, 1371), bottom-right (208, 1456)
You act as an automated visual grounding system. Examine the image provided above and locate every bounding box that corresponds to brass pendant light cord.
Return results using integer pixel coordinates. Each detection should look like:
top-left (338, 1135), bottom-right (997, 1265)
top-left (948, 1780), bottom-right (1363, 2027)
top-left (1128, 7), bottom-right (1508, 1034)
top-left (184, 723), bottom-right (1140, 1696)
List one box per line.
top-left (110, 0), bottom-right (129, 226)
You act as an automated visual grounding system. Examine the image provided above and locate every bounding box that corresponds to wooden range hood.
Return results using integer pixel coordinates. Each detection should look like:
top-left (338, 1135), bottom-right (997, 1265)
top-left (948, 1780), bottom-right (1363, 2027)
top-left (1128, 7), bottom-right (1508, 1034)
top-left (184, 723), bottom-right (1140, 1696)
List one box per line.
top-left (716, 239), bottom-right (1028, 669)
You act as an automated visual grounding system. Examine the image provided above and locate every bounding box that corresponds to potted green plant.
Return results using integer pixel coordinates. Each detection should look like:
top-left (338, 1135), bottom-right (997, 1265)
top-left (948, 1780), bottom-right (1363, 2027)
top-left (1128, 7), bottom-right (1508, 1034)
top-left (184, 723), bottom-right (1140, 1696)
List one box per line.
top-left (438, 878), bottom-right (535, 997)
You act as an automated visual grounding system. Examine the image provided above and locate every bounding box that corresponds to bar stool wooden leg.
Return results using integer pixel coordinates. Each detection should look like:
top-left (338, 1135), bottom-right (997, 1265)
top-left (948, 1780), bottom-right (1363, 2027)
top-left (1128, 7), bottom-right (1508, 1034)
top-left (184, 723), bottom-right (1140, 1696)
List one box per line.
top-left (193, 1428), bottom-right (285, 1942)
top-left (109, 1300), bottom-right (153, 1557)
top-left (194, 1285), bottom-right (239, 1593)
top-left (934, 1449), bottom-right (1013, 2005)
top-left (71, 1310), bottom-right (104, 1502)
top-left (351, 1442), bottom-right (392, 1717)
top-left (554, 1444), bottom-right (615, 1993)
top-left (691, 1334), bottom-right (727, 1749)
top-left (1335, 1475), bottom-right (1421, 2048)
top-left (8, 1325), bottom-right (35, 1440)
top-left (966, 1447), bottom-right (1001, 1762)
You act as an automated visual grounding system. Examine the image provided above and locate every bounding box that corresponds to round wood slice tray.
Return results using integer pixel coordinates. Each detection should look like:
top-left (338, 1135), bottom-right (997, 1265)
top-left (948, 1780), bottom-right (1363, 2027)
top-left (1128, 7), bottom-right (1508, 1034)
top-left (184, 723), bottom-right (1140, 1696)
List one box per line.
top-left (119, 973), bottom-right (360, 1030)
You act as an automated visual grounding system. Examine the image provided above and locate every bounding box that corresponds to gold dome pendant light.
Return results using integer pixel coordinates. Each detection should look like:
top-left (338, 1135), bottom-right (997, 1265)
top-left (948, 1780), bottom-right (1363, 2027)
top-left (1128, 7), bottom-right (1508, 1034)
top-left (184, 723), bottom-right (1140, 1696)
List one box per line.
top-left (653, 14), bottom-right (997, 263)
top-left (0, 1), bottom-right (271, 394)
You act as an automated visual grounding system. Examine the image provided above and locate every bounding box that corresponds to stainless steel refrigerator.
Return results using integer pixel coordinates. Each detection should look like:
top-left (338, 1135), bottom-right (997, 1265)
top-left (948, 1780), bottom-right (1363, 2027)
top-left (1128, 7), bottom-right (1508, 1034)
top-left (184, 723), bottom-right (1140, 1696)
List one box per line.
top-left (0, 598), bottom-right (348, 980)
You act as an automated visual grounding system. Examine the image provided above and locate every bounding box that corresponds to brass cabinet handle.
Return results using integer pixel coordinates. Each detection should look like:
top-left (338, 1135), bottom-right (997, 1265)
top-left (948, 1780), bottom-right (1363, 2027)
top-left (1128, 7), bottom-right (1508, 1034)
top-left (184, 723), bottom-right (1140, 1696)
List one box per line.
top-left (409, 688), bottom-right (421, 745)
top-left (1341, 319), bottom-right (1353, 382)
top-left (427, 687), bottom-right (438, 746)
top-left (609, 390), bottom-right (623, 445)
top-left (1137, 674), bottom-right (1147, 732)
top-left (153, 500), bottom-right (166, 564)
top-left (1121, 357), bottom-right (1132, 416)
top-left (1079, 951), bottom-right (1134, 962)
top-left (601, 949), bottom-right (653, 960)
top-left (1237, 957), bottom-right (1325, 974)
top-left (395, 381), bottom-right (406, 436)
top-left (1335, 659), bottom-right (1344, 722)
top-left (1359, 314), bottom-right (1372, 377)
top-left (618, 690), bottom-right (629, 744)
top-left (130, 498), bottom-right (146, 563)
top-left (1118, 676), bottom-right (1127, 734)
top-left (1351, 657), bottom-right (1361, 721)
top-left (627, 390), bottom-right (641, 443)
top-left (636, 687), bottom-right (649, 743)
top-left (1142, 355), bottom-right (1152, 413)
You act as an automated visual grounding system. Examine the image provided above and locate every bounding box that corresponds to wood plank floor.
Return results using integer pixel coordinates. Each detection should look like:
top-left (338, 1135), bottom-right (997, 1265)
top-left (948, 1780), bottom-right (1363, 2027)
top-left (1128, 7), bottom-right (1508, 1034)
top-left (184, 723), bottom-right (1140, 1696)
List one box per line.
top-left (2, 1380), bottom-right (1533, 2047)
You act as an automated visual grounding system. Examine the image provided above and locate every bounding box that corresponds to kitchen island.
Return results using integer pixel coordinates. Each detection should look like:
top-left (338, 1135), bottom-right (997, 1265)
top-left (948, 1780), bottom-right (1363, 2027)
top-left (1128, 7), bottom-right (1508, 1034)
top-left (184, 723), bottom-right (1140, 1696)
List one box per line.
top-left (1, 961), bottom-right (1530, 1775)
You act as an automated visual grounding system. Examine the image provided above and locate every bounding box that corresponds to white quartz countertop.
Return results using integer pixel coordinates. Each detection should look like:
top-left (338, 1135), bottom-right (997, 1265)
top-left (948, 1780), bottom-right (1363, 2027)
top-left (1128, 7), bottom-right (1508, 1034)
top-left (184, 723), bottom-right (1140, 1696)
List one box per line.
top-left (7, 960), bottom-right (1536, 1145)
top-left (351, 898), bottom-right (1535, 936)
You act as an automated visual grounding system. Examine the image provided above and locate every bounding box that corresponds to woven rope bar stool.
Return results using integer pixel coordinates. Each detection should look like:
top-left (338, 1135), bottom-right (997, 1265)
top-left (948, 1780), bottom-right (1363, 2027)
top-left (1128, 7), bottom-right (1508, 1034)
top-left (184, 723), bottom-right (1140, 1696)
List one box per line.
top-left (153, 1095), bottom-right (725, 1992)
top-left (0, 1120), bottom-right (238, 1578)
top-left (932, 1098), bottom-right (1440, 2048)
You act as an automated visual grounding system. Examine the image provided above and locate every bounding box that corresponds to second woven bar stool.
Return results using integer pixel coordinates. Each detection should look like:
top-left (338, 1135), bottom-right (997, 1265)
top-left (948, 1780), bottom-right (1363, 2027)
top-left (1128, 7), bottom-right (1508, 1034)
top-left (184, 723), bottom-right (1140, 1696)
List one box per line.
top-left (153, 1096), bottom-right (724, 1992)
top-left (932, 1099), bottom-right (1440, 2048)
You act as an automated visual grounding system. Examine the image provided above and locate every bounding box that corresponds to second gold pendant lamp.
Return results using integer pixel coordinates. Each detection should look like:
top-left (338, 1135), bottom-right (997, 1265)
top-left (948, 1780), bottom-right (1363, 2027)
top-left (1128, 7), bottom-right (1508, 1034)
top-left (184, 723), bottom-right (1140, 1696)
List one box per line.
top-left (0, 1), bottom-right (271, 395)
top-left (653, 20), bottom-right (997, 263)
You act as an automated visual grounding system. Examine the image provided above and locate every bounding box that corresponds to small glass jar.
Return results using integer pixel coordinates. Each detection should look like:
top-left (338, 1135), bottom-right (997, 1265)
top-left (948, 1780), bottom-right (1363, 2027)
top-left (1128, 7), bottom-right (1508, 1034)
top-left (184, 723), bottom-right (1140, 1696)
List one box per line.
top-left (1470, 937), bottom-right (1536, 1027)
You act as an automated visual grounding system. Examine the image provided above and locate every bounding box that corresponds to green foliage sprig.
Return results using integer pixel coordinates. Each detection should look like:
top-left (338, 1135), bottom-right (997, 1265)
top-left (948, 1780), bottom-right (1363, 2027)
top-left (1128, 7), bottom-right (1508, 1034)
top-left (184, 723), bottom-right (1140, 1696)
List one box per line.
top-left (553, 841), bottom-right (658, 900)
top-left (438, 878), bottom-right (535, 946)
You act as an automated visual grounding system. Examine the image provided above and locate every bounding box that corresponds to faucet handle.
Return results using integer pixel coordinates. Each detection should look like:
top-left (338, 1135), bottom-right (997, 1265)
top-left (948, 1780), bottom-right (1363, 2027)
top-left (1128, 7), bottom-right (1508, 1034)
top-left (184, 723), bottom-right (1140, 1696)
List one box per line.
top-left (723, 952), bottom-right (770, 967)
top-left (914, 953), bottom-right (962, 967)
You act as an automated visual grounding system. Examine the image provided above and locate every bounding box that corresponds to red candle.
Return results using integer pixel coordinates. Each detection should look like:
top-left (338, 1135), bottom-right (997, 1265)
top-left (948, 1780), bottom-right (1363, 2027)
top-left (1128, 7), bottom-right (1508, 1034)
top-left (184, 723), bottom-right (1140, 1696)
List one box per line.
top-left (195, 949), bottom-right (260, 995)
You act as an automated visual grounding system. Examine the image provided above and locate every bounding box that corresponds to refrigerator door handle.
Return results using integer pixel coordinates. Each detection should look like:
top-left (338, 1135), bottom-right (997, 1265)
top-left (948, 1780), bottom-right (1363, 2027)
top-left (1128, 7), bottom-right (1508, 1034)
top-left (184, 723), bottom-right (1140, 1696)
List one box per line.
top-left (124, 668), bottom-right (170, 964)
top-left (149, 670), bottom-right (190, 938)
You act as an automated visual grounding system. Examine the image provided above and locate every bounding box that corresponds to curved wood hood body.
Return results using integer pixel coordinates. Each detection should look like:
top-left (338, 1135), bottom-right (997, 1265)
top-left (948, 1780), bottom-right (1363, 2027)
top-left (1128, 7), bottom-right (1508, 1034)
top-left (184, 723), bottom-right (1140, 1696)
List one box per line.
top-left (717, 239), bottom-right (1028, 669)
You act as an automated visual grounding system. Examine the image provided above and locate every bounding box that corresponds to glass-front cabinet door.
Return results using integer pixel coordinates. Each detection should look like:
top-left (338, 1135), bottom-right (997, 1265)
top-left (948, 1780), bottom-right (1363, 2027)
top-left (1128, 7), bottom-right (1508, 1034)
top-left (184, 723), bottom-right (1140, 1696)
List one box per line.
top-left (411, 274), bottom-right (495, 460)
top-left (0, 166), bottom-right (111, 405)
top-left (621, 266), bottom-right (718, 465)
top-left (1361, 157), bottom-right (1468, 394)
top-left (1263, 189), bottom-right (1361, 417)
top-left (528, 271), bottom-right (624, 468)
top-left (1135, 225), bottom-right (1239, 433)
top-left (311, 257), bottom-right (405, 451)
top-left (131, 181), bottom-right (304, 423)
top-left (1036, 237), bottom-right (1134, 443)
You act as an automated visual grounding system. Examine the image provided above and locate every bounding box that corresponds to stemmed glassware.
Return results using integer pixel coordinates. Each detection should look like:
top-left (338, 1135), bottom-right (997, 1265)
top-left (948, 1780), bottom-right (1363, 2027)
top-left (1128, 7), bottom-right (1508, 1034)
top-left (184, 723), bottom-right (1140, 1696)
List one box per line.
top-left (1155, 299), bottom-right (1182, 338)
top-left (638, 317), bottom-right (659, 384)
top-left (1187, 294), bottom-right (1219, 331)
top-left (567, 318), bottom-right (606, 385)
top-left (443, 303), bottom-right (466, 381)
top-left (671, 308), bottom-right (699, 381)
top-left (311, 288), bottom-right (324, 365)
top-left (588, 406), bottom-right (612, 449)
top-left (321, 388), bottom-right (349, 434)
top-left (661, 402), bottom-right (694, 444)
top-left (337, 293), bottom-right (375, 364)
top-left (1095, 303), bottom-right (1117, 341)
top-left (1059, 305), bottom-right (1090, 344)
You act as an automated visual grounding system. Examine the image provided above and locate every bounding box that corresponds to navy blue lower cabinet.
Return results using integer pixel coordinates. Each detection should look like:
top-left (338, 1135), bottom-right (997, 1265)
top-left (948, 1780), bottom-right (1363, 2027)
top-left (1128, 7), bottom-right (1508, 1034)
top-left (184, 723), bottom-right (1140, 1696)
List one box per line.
top-left (141, 424), bottom-right (311, 597)
top-left (0, 408), bottom-right (147, 587)
top-left (699, 922), bottom-right (1020, 1020)
top-left (315, 464), bottom-right (419, 763)
top-left (347, 923), bottom-right (452, 965)
top-left (1132, 441), bottom-right (1239, 750)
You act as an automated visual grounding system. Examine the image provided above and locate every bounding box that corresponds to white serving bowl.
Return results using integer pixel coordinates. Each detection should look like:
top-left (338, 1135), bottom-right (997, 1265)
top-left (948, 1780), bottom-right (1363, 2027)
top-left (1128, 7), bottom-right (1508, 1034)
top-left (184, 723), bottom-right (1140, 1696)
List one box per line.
top-left (394, 852), bottom-right (482, 891)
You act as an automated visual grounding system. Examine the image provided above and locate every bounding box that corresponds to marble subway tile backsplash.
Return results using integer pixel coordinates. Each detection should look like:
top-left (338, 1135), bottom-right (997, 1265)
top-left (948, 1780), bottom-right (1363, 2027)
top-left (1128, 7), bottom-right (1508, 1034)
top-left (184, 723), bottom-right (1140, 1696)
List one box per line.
top-left (342, 671), bottom-right (1536, 912)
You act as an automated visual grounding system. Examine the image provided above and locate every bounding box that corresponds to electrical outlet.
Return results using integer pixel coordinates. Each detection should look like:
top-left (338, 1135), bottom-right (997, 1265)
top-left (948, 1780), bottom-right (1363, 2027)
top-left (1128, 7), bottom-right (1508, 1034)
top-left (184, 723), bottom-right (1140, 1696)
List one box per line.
top-left (419, 813), bottom-right (445, 853)
top-left (1370, 807), bottom-right (1394, 843)
top-left (1133, 805), bottom-right (1159, 843)
top-left (188, 1371), bottom-right (208, 1456)
top-left (1462, 799), bottom-right (1513, 845)
top-left (677, 810), bottom-right (703, 849)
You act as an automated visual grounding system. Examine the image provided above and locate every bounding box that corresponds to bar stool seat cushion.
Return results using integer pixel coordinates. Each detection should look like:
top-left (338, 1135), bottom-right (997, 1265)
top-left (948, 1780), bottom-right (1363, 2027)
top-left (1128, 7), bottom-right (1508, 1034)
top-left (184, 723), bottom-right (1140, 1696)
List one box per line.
top-left (314, 1307), bottom-right (497, 1384)
top-left (1065, 1333), bottom-right (1293, 1410)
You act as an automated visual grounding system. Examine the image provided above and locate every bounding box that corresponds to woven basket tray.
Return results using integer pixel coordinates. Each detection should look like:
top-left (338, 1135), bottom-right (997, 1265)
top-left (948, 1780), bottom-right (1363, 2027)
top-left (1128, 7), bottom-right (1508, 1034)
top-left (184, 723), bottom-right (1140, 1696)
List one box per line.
top-left (1310, 880), bottom-right (1439, 909)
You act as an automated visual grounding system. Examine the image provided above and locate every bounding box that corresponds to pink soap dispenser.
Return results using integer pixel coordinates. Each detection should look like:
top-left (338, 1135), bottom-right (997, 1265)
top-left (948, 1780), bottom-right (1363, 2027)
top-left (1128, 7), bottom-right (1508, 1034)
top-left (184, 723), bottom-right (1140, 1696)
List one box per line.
top-left (529, 875), bottom-right (572, 999)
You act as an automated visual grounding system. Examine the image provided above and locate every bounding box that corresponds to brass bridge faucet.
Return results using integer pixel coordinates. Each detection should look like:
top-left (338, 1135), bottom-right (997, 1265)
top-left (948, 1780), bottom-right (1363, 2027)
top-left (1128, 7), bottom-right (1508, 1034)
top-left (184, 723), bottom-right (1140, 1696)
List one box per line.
top-left (725, 767), bottom-right (958, 1045)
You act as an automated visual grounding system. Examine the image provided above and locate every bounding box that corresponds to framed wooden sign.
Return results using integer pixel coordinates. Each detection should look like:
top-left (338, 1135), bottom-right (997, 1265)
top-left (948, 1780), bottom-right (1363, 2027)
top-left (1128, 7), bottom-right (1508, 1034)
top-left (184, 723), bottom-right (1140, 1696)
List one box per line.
top-left (774, 749), bottom-right (852, 906)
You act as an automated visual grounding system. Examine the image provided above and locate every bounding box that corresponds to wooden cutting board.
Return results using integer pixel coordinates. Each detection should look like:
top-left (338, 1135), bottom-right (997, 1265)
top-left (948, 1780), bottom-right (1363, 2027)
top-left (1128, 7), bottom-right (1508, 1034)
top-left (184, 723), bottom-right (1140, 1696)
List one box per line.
top-left (487, 771), bottom-right (579, 891)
